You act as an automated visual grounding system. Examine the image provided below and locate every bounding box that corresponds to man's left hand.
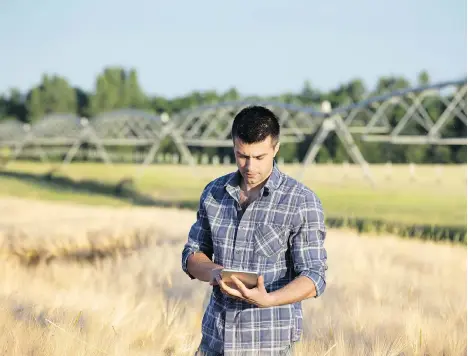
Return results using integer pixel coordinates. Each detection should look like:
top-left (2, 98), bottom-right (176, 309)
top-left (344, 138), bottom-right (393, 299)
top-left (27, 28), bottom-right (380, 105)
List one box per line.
top-left (216, 275), bottom-right (276, 308)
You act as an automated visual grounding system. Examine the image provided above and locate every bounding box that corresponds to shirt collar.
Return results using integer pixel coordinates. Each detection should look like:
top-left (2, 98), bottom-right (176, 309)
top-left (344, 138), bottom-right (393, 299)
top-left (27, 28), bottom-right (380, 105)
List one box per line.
top-left (224, 160), bottom-right (283, 193)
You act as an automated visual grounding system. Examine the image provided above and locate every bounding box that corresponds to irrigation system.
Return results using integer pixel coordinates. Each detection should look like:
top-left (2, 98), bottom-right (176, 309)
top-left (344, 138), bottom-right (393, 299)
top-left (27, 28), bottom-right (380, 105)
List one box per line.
top-left (0, 78), bottom-right (466, 184)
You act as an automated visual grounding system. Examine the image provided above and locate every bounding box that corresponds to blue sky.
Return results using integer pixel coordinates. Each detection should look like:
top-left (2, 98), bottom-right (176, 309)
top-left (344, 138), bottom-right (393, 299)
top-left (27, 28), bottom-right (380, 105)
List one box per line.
top-left (1, 0), bottom-right (466, 98)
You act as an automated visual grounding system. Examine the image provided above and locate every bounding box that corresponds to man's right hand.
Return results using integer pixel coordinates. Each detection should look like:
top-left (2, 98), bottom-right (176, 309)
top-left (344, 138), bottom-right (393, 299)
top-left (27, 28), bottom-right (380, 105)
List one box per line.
top-left (187, 252), bottom-right (223, 284)
top-left (209, 267), bottom-right (224, 286)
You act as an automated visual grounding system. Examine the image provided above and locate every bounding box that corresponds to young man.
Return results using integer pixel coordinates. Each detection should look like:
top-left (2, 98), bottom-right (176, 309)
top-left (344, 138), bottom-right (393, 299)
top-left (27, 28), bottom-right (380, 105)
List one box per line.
top-left (181, 105), bottom-right (328, 356)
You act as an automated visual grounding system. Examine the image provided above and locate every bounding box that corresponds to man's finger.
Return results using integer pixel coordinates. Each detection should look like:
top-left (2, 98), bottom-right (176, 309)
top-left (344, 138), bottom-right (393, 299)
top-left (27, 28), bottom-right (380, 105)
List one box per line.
top-left (218, 278), bottom-right (243, 298)
top-left (231, 276), bottom-right (250, 297)
top-left (257, 275), bottom-right (267, 293)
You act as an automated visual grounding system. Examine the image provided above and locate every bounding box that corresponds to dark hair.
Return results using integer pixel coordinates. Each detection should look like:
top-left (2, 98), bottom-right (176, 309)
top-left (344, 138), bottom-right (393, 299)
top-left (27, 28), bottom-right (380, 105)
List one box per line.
top-left (231, 105), bottom-right (280, 145)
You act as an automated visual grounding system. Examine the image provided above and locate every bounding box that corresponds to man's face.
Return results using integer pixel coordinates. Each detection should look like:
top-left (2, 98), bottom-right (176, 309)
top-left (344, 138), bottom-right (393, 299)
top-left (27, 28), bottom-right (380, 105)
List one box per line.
top-left (233, 136), bottom-right (280, 188)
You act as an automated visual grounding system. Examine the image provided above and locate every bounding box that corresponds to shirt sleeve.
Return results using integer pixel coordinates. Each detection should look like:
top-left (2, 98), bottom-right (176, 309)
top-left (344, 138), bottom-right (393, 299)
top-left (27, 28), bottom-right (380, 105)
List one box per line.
top-left (289, 189), bottom-right (328, 297)
top-left (181, 185), bottom-right (214, 280)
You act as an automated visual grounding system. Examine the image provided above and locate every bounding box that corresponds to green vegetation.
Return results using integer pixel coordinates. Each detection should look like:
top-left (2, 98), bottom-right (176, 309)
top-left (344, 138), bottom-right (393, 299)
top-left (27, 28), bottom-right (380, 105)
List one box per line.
top-left (0, 68), bottom-right (466, 165)
top-left (1, 162), bottom-right (465, 243)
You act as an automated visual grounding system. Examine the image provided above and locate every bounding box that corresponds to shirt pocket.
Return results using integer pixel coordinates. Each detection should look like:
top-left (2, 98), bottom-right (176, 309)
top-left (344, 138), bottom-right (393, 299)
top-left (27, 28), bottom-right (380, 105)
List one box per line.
top-left (253, 224), bottom-right (290, 264)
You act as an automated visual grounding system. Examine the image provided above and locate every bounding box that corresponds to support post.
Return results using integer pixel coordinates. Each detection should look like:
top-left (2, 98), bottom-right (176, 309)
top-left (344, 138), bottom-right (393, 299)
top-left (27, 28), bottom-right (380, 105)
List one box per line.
top-left (297, 101), bottom-right (374, 186)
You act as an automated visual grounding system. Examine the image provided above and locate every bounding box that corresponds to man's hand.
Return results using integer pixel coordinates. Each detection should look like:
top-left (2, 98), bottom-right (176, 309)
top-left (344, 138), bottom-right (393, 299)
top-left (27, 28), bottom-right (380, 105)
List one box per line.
top-left (209, 266), bottom-right (224, 286)
top-left (187, 252), bottom-right (223, 283)
top-left (216, 275), bottom-right (276, 308)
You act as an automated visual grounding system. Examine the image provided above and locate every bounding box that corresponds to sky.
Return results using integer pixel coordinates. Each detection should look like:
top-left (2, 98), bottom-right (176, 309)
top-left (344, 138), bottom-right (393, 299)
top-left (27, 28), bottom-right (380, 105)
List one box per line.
top-left (0, 0), bottom-right (466, 98)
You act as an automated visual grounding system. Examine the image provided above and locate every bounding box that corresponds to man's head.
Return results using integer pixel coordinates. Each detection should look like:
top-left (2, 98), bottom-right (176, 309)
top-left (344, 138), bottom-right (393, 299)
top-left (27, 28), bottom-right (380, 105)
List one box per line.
top-left (231, 105), bottom-right (280, 188)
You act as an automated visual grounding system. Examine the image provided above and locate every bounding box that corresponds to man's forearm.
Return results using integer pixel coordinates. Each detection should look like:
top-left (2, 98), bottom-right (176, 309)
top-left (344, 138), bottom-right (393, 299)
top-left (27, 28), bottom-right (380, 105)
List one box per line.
top-left (268, 276), bottom-right (317, 307)
top-left (187, 252), bottom-right (223, 282)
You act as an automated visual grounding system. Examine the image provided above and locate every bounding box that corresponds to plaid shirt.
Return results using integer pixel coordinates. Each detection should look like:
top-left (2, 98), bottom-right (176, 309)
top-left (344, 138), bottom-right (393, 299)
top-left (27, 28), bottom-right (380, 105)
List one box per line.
top-left (182, 162), bottom-right (327, 355)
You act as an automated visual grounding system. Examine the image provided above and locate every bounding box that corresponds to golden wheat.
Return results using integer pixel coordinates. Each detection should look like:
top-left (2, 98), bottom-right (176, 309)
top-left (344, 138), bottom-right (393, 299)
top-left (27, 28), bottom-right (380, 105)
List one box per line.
top-left (0, 197), bottom-right (465, 355)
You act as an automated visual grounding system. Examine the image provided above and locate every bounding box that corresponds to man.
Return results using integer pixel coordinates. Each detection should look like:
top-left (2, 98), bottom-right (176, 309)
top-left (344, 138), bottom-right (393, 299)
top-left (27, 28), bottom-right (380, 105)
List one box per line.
top-left (181, 105), bottom-right (328, 356)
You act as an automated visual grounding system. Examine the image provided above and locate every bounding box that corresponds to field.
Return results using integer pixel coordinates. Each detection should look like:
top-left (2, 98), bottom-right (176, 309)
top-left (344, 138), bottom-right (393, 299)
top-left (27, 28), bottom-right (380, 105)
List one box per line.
top-left (0, 197), bottom-right (465, 356)
top-left (0, 162), bottom-right (466, 228)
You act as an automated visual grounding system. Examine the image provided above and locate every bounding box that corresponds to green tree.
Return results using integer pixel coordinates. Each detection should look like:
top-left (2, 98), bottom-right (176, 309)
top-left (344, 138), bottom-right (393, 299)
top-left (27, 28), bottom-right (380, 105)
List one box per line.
top-left (405, 145), bottom-right (428, 163)
top-left (454, 146), bottom-right (467, 163)
top-left (277, 143), bottom-right (298, 163)
top-left (418, 70), bottom-right (430, 86)
top-left (0, 68), bottom-right (466, 165)
top-left (346, 79), bottom-right (366, 103)
top-left (429, 146), bottom-right (452, 163)
top-left (25, 74), bottom-right (77, 121)
top-left (5, 88), bottom-right (27, 122)
top-left (27, 88), bottom-right (44, 122)
top-left (123, 69), bottom-right (147, 109)
top-left (89, 67), bottom-right (128, 114)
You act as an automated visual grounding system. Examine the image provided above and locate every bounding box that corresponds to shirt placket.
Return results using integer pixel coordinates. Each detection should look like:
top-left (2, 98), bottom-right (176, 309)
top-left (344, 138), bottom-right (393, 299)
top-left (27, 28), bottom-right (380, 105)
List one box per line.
top-left (228, 185), bottom-right (267, 270)
top-left (225, 186), bottom-right (246, 269)
top-left (231, 206), bottom-right (246, 269)
top-left (223, 187), bottom-right (245, 351)
top-left (223, 185), bottom-right (267, 352)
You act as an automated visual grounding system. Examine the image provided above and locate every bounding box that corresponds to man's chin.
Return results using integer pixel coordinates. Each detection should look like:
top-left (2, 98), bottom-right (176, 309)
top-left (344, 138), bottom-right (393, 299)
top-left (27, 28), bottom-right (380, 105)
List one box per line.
top-left (246, 177), bottom-right (257, 184)
top-left (242, 173), bottom-right (259, 185)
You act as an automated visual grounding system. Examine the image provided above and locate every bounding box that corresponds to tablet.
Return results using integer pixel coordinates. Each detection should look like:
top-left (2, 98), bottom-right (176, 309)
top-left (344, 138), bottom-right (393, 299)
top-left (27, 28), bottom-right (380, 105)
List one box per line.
top-left (220, 269), bottom-right (259, 289)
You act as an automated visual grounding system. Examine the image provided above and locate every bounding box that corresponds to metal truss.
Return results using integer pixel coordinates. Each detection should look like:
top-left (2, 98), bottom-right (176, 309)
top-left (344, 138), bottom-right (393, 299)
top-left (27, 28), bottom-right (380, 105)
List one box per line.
top-left (171, 101), bottom-right (376, 183)
top-left (0, 114), bottom-right (111, 169)
top-left (297, 113), bottom-right (375, 184)
top-left (92, 109), bottom-right (166, 146)
top-left (297, 79), bottom-right (467, 184)
top-left (0, 114), bottom-right (85, 167)
top-left (336, 79), bottom-right (467, 145)
top-left (0, 120), bottom-right (27, 146)
top-left (0, 120), bottom-right (37, 167)
top-left (0, 79), bottom-right (465, 184)
top-left (90, 109), bottom-right (188, 176)
top-left (172, 101), bottom-right (325, 146)
top-left (170, 101), bottom-right (328, 166)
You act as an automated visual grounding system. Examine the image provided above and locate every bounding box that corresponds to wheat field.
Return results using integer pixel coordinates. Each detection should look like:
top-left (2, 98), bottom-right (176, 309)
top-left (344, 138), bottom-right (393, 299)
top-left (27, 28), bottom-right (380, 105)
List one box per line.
top-left (0, 197), bottom-right (466, 356)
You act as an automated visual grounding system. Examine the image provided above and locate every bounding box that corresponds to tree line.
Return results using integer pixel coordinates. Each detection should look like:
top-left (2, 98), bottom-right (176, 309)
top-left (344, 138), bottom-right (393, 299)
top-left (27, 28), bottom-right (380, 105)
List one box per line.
top-left (0, 67), bottom-right (466, 164)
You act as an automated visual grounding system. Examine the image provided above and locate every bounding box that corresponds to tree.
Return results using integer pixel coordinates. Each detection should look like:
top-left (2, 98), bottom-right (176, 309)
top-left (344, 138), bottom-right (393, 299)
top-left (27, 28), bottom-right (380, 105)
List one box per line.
top-left (429, 146), bottom-right (452, 163)
top-left (418, 70), bottom-right (430, 86)
top-left (405, 145), bottom-right (428, 164)
top-left (27, 88), bottom-right (44, 122)
top-left (89, 67), bottom-right (128, 115)
top-left (5, 88), bottom-right (27, 122)
top-left (123, 69), bottom-right (147, 109)
top-left (0, 94), bottom-right (7, 121)
top-left (454, 146), bottom-right (467, 163)
top-left (346, 79), bottom-right (366, 103)
top-left (300, 80), bottom-right (320, 104)
top-left (25, 74), bottom-right (77, 121)
top-left (0, 68), bottom-right (465, 165)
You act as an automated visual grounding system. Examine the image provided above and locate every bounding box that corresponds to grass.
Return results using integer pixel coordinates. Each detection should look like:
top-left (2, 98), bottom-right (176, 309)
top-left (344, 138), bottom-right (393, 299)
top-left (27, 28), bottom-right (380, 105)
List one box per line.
top-left (0, 174), bottom-right (129, 206)
top-left (0, 197), bottom-right (465, 355)
top-left (0, 161), bottom-right (466, 227)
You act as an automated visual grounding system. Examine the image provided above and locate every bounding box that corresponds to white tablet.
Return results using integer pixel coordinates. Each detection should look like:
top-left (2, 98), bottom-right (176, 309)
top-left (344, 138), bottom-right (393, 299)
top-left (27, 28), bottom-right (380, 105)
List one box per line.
top-left (220, 269), bottom-right (259, 289)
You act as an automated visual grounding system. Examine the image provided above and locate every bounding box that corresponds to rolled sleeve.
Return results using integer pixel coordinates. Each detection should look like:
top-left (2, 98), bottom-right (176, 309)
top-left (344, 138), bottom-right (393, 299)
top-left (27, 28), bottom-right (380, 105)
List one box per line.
top-left (181, 188), bottom-right (213, 279)
top-left (290, 190), bottom-right (328, 297)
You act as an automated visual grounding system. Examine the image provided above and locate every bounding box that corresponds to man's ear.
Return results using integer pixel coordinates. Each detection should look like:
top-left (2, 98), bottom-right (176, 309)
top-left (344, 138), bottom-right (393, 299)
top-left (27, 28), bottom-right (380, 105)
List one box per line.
top-left (274, 141), bottom-right (280, 157)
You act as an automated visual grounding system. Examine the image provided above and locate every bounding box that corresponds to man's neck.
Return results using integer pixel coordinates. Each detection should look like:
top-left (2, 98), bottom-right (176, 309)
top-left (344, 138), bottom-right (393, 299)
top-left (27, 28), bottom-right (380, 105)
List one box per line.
top-left (241, 180), bottom-right (263, 195)
top-left (240, 168), bottom-right (273, 194)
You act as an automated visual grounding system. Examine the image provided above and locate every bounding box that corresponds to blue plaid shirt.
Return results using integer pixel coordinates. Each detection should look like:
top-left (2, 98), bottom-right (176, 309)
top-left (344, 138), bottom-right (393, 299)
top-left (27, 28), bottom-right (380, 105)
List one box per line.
top-left (182, 162), bottom-right (328, 355)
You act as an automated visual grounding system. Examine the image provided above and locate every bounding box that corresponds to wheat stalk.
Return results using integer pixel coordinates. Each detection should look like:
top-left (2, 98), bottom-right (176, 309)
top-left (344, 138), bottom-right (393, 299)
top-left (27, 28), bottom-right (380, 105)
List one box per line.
top-left (45, 318), bottom-right (108, 355)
